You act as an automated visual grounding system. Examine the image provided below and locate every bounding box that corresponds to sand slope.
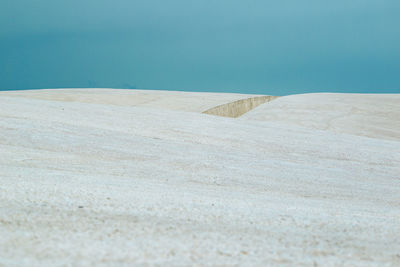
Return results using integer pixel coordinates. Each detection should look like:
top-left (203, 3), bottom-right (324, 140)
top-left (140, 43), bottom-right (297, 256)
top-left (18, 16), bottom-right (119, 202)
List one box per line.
top-left (241, 93), bottom-right (400, 140)
top-left (203, 95), bottom-right (278, 118)
top-left (1, 88), bottom-right (269, 113)
top-left (0, 89), bottom-right (399, 266)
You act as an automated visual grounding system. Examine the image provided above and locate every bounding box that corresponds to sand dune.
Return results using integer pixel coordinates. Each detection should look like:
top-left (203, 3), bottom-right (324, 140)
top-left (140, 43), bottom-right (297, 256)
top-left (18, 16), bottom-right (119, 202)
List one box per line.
top-left (0, 89), bottom-right (399, 266)
top-left (1, 88), bottom-right (269, 113)
top-left (242, 93), bottom-right (400, 140)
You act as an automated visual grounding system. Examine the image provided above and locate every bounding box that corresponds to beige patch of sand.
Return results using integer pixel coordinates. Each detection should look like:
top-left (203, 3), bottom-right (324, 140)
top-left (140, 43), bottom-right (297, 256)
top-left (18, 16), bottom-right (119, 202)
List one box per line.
top-left (202, 95), bottom-right (278, 118)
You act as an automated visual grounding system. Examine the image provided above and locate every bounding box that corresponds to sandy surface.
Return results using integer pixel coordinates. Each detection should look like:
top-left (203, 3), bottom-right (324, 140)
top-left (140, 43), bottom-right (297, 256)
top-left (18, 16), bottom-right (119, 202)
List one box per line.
top-left (0, 89), bottom-right (399, 266)
top-left (1, 88), bottom-right (264, 113)
top-left (242, 93), bottom-right (400, 140)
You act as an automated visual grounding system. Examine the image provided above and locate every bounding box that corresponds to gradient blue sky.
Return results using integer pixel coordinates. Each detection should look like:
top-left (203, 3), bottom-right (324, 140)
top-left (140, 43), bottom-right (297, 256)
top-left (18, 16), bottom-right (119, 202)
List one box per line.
top-left (1, 0), bottom-right (399, 95)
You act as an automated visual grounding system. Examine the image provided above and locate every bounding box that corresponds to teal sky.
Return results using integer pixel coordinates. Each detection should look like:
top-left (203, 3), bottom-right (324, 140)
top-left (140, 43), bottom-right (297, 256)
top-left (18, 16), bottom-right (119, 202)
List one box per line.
top-left (1, 0), bottom-right (399, 95)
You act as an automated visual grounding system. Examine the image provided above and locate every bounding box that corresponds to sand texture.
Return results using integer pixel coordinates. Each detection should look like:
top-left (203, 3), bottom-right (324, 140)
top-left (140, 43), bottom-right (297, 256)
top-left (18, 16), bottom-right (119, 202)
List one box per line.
top-left (202, 96), bottom-right (278, 118)
top-left (1, 88), bottom-right (267, 113)
top-left (0, 89), bottom-right (399, 266)
top-left (241, 93), bottom-right (400, 140)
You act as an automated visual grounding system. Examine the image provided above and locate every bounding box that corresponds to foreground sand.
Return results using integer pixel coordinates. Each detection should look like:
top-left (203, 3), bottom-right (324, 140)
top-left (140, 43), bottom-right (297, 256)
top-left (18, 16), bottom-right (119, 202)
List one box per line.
top-left (0, 89), bottom-right (399, 266)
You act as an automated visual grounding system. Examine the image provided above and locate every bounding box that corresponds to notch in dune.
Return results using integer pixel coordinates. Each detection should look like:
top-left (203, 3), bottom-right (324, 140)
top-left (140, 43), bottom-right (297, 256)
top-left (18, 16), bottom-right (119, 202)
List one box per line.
top-left (202, 95), bottom-right (279, 118)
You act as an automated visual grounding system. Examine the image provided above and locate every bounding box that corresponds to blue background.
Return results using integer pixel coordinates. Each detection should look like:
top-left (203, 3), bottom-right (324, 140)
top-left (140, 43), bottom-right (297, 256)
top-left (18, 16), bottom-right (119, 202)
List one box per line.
top-left (1, 0), bottom-right (399, 95)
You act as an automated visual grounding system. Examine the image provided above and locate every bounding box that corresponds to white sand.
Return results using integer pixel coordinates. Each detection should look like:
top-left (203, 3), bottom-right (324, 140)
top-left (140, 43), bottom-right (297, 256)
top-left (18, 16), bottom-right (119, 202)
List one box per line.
top-left (0, 89), bottom-right (399, 266)
top-left (242, 93), bottom-right (400, 140)
top-left (1, 88), bottom-right (263, 113)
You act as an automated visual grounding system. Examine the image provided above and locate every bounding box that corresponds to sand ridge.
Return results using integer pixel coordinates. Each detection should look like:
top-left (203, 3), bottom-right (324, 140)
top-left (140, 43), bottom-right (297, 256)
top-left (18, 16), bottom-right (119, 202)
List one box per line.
top-left (0, 88), bottom-right (270, 113)
top-left (241, 93), bottom-right (400, 140)
top-left (0, 89), bottom-right (399, 266)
